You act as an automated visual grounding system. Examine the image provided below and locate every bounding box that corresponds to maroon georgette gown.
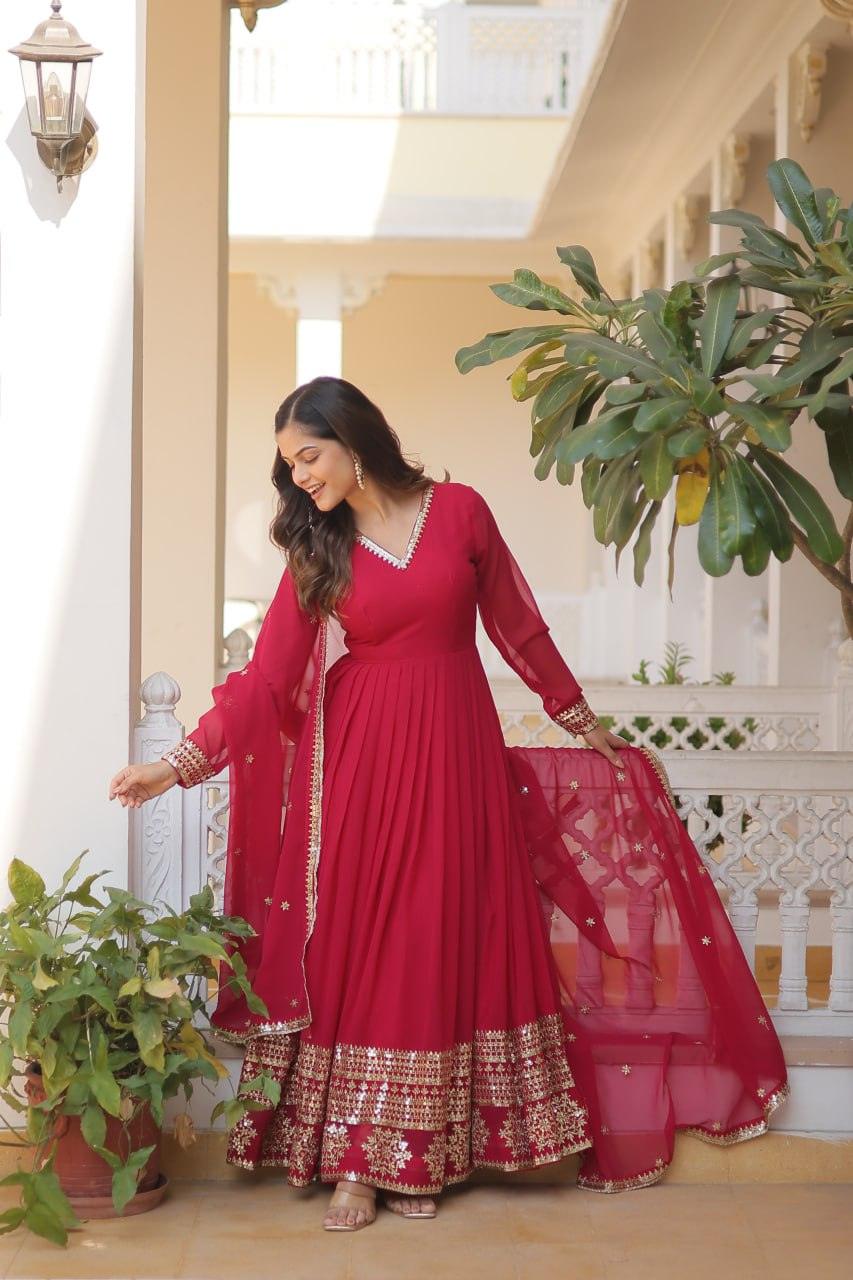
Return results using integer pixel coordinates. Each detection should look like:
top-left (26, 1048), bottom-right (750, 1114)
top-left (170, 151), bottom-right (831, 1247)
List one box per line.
top-left (163, 478), bottom-right (788, 1194)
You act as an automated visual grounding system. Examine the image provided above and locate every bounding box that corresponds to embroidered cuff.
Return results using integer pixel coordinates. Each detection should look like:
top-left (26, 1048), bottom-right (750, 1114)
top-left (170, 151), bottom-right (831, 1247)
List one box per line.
top-left (551, 695), bottom-right (599, 738)
top-left (162, 739), bottom-right (217, 788)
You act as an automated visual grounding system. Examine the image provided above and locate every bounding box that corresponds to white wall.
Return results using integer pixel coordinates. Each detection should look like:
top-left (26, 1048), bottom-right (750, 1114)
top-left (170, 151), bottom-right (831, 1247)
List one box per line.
top-left (0, 2), bottom-right (143, 899)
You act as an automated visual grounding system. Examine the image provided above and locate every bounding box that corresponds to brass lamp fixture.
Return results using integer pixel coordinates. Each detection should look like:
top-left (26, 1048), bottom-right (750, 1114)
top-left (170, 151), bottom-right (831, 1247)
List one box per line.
top-left (231, 2), bottom-right (288, 34)
top-left (9, 1), bottom-right (102, 192)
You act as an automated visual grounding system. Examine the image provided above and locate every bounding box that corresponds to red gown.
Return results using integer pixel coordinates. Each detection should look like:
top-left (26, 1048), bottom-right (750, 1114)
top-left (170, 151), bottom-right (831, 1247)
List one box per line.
top-left (164, 478), bottom-right (788, 1194)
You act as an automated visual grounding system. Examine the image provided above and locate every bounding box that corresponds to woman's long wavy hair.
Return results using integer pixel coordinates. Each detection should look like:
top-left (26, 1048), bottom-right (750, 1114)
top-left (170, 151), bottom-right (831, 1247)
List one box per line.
top-left (271, 376), bottom-right (444, 618)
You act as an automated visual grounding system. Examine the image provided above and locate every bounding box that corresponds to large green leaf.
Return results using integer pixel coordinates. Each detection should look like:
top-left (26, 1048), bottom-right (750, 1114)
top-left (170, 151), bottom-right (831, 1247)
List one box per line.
top-left (563, 407), bottom-right (642, 464)
top-left (752, 446), bottom-right (845, 563)
top-left (726, 308), bottom-right (785, 358)
top-left (667, 425), bottom-right (708, 458)
top-left (698, 454), bottom-right (733, 576)
top-left (639, 434), bottom-right (674, 500)
top-left (491, 269), bottom-right (580, 316)
top-left (563, 332), bottom-right (663, 382)
top-left (822, 415), bottom-right (853, 500)
top-left (8, 859), bottom-right (46, 907)
top-left (744, 336), bottom-right (849, 392)
top-left (532, 367), bottom-right (590, 423)
top-left (698, 275), bottom-right (741, 376)
top-left (707, 208), bottom-right (767, 231)
top-left (807, 350), bottom-right (853, 415)
top-left (726, 452), bottom-right (793, 561)
top-left (727, 399), bottom-right (793, 451)
top-left (555, 244), bottom-right (603, 299)
top-left (741, 527), bottom-right (772, 576)
top-left (693, 250), bottom-right (740, 276)
top-left (767, 158), bottom-right (825, 249)
top-left (604, 381), bottom-right (648, 405)
top-left (634, 397), bottom-right (691, 435)
top-left (455, 325), bottom-right (571, 374)
top-left (636, 312), bottom-right (676, 362)
top-left (719, 457), bottom-right (757, 554)
top-left (81, 1103), bottom-right (107, 1152)
top-left (741, 224), bottom-right (806, 267)
top-left (632, 501), bottom-right (662, 586)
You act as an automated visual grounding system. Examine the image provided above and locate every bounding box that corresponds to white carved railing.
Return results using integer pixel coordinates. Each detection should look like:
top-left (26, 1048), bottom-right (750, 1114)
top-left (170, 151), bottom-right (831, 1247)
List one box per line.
top-left (230, 0), bottom-right (614, 118)
top-left (496, 676), bottom-right (853, 752)
top-left (133, 667), bottom-right (853, 1035)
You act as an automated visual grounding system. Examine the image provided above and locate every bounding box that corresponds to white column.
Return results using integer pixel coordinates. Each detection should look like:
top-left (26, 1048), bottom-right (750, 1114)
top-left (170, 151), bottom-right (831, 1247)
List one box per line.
top-left (660, 197), bottom-right (707, 677)
top-left (0, 1), bottom-right (143, 893)
top-left (295, 276), bottom-right (343, 383)
top-left (766, 57), bottom-right (848, 685)
top-left (702, 142), bottom-right (770, 685)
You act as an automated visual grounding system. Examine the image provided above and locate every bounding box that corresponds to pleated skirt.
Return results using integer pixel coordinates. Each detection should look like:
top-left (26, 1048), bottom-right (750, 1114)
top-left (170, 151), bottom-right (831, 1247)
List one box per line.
top-left (226, 647), bottom-right (591, 1192)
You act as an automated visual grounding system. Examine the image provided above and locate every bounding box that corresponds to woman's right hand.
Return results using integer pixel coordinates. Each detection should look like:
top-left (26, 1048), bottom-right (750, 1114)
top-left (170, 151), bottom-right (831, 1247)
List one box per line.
top-left (109, 760), bottom-right (179, 809)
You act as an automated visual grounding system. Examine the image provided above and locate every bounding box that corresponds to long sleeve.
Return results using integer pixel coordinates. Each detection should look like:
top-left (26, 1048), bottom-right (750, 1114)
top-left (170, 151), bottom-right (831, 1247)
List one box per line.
top-left (468, 486), bottom-right (598, 737)
top-left (162, 565), bottom-right (318, 787)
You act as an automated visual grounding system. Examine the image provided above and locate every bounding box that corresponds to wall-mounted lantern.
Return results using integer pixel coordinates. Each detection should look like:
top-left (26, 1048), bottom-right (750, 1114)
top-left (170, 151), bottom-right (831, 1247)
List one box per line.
top-left (8, 1), bottom-right (102, 192)
top-left (230, 2), bottom-right (288, 34)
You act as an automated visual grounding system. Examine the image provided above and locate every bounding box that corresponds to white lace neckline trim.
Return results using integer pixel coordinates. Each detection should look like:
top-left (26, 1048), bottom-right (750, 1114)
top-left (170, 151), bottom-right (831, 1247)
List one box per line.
top-left (355, 482), bottom-right (435, 570)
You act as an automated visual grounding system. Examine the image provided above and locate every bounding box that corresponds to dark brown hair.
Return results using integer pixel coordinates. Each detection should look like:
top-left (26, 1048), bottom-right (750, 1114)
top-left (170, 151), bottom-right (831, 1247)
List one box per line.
top-left (270, 376), bottom-right (443, 618)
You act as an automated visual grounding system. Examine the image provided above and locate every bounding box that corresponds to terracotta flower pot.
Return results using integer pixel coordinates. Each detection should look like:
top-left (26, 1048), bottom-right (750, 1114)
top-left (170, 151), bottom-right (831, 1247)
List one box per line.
top-left (24, 1063), bottom-right (168, 1217)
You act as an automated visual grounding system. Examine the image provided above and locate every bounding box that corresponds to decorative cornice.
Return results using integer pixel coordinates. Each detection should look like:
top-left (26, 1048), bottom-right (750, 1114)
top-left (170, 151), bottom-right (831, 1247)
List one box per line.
top-left (820, 0), bottom-right (853, 32)
top-left (721, 133), bottom-right (750, 208)
top-left (230, 1), bottom-right (287, 34)
top-left (255, 274), bottom-right (298, 314)
top-left (341, 274), bottom-right (388, 316)
top-left (795, 43), bottom-right (828, 143)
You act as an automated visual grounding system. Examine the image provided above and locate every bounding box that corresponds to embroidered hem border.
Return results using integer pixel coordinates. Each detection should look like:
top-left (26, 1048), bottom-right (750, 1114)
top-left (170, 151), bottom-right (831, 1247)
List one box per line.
top-left (577, 1082), bottom-right (791, 1193)
top-left (223, 1012), bottom-right (592, 1193)
top-left (683, 1082), bottom-right (790, 1147)
top-left (229, 1138), bottom-right (593, 1195)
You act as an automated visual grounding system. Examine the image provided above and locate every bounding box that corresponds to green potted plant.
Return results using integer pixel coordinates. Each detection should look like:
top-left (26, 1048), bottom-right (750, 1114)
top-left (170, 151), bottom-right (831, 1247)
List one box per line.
top-left (0, 851), bottom-right (276, 1247)
top-left (456, 157), bottom-right (853, 637)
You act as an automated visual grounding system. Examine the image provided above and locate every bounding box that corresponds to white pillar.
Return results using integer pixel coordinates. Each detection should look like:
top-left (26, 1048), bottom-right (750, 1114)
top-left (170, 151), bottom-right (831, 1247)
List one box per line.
top-left (702, 142), bottom-right (770, 685)
top-left (0, 1), bottom-right (143, 893)
top-left (766, 57), bottom-right (848, 686)
top-left (295, 276), bottom-right (344, 382)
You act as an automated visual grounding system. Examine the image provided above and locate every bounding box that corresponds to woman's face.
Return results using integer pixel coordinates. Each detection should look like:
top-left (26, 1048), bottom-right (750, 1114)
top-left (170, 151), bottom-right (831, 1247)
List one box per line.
top-left (276, 421), bottom-right (356, 512)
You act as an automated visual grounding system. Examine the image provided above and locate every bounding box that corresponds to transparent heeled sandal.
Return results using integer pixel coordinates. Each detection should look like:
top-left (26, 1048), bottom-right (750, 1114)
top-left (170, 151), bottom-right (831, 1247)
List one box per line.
top-left (322, 1182), bottom-right (377, 1232)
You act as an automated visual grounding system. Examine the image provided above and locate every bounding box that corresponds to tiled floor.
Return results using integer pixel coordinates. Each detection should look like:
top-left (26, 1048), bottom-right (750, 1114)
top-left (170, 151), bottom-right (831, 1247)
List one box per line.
top-left (0, 1179), bottom-right (850, 1280)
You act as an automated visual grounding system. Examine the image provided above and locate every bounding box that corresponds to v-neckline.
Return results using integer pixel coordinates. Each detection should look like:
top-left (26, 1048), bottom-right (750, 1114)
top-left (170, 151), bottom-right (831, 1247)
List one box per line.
top-left (354, 482), bottom-right (435, 570)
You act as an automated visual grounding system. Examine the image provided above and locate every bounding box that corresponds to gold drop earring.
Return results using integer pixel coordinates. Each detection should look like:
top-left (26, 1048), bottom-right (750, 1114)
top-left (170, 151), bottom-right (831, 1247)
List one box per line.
top-left (352, 451), bottom-right (366, 489)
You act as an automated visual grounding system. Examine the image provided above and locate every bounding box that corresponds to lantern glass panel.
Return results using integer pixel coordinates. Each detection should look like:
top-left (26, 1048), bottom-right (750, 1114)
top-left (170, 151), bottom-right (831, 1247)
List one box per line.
top-left (69, 61), bottom-right (91, 135)
top-left (41, 62), bottom-right (74, 138)
top-left (18, 60), bottom-right (43, 134)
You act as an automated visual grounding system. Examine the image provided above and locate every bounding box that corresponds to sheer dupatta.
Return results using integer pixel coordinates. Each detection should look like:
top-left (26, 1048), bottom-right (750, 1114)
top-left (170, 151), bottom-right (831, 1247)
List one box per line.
top-left (507, 744), bottom-right (789, 1190)
top-left (171, 565), bottom-right (349, 1044)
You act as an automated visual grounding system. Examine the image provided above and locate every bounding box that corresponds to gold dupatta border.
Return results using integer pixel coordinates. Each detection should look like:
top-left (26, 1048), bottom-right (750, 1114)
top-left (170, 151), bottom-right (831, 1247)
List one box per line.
top-left (211, 616), bottom-right (330, 1047)
top-left (298, 615), bottom-right (329, 1028)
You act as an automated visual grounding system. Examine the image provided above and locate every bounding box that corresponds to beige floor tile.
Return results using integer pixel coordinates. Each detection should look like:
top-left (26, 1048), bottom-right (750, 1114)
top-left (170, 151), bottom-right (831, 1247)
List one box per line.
top-left (514, 1241), bottom-right (607, 1280)
top-left (601, 1246), bottom-right (769, 1280)
top-left (349, 1238), bottom-right (518, 1280)
top-left (178, 1231), bottom-right (352, 1280)
top-left (505, 1184), bottom-right (595, 1245)
top-left (5, 1238), bottom-right (192, 1280)
top-left (757, 1242), bottom-right (853, 1280)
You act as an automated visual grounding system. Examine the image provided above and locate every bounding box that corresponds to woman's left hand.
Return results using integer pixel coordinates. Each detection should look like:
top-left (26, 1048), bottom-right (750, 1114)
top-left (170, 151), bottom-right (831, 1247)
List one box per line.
top-left (582, 723), bottom-right (629, 767)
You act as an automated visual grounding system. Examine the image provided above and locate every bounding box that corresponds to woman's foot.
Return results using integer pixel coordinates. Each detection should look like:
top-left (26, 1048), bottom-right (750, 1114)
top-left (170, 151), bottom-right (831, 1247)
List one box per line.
top-left (382, 1190), bottom-right (438, 1218)
top-left (323, 1180), bottom-right (377, 1231)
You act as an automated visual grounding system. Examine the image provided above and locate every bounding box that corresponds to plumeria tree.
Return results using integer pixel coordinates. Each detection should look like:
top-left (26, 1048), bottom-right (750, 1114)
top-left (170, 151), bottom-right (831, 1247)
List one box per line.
top-left (456, 158), bottom-right (853, 638)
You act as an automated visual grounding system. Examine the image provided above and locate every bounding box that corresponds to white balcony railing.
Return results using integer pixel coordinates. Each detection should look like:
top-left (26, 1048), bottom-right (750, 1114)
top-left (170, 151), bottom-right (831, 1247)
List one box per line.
top-left (230, 0), bottom-right (614, 118)
top-left (132, 664), bottom-right (853, 1038)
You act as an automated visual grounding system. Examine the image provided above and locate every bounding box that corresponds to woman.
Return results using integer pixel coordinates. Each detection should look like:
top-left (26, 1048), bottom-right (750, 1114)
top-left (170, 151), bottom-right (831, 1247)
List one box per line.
top-left (110, 376), bottom-right (788, 1232)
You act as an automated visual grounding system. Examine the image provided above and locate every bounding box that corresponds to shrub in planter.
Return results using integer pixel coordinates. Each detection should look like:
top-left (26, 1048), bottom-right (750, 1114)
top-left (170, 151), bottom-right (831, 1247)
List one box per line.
top-left (0, 851), bottom-right (273, 1246)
